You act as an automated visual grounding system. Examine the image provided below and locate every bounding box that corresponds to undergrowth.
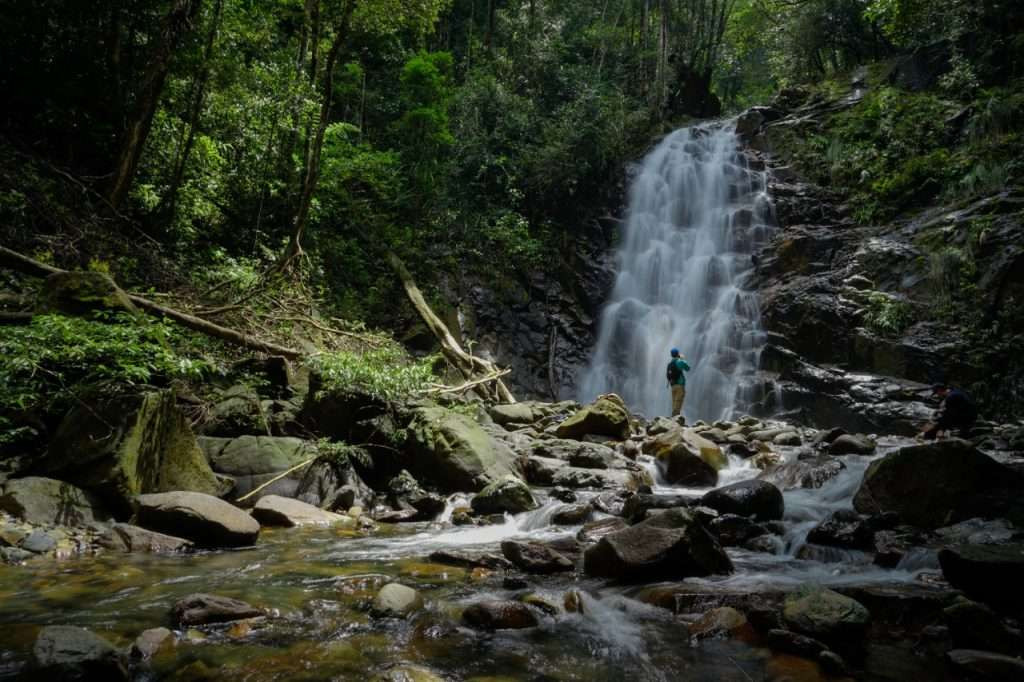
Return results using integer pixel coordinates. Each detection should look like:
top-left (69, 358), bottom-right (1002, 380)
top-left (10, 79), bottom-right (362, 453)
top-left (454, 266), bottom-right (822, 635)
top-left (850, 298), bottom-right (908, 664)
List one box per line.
top-left (309, 344), bottom-right (438, 402)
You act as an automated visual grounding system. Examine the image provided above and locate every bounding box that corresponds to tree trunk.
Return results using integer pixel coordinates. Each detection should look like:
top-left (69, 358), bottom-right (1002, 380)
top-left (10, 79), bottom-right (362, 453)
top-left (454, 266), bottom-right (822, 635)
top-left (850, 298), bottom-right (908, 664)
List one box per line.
top-left (107, 0), bottom-right (204, 210)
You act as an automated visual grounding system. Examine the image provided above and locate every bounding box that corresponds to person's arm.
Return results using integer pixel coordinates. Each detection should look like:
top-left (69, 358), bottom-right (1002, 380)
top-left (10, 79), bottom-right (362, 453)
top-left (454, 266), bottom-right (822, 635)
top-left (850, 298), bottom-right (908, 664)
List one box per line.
top-left (680, 359), bottom-right (690, 371)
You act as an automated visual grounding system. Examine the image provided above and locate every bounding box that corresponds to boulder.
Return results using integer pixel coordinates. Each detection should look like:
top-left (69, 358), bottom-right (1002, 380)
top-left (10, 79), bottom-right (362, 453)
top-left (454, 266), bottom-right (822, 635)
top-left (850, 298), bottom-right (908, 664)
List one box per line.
top-left (621, 493), bottom-right (696, 524)
top-left (37, 271), bottom-right (135, 317)
top-left (782, 585), bottom-right (870, 642)
top-left (41, 391), bottom-right (222, 515)
top-left (386, 470), bottom-right (445, 521)
top-left (551, 503), bottom-right (592, 525)
top-left (531, 439), bottom-right (616, 469)
top-left (944, 599), bottom-right (1024, 655)
top-left (462, 600), bottom-right (539, 630)
top-left (427, 550), bottom-right (511, 570)
top-left (655, 443), bottom-right (718, 486)
top-left (251, 495), bottom-right (351, 527)
top-left (576, 517), bottom-right (628, 544)
top-left (583, 508), bottom-right (732, 581)
top-left (130, 627), bottom-right (173, 660)
top-left (709, 514), bottom-right (768, 547)
top-left (204, 436), bottom-right (316, 502)
top-left (773, 432), bottom-right (802, 446)
top-left (372, 583), bottom-right (424, 618)
top-left (30, 625), bottom-right (128, 680)
top-left (20, 530), bottom-right (57, 554)
top-left (700, 480), bottom-right (784, 521)
top-left (938, 543), bottom-right (1024, 613)
top-left (97, 523), bottom-right (193, 553)
top-left (406, 406), bottom-right (519, 492)
top-left (689, 606), bottom-right (751, 639)
top-left (945, 649), bottom-right (1024, 681)
top-left (643, 426), bottom-right (727, 470)
top-left (470, 475), bottom-right (537, 515)
top-left (555, 395), bottom-right (630, 441)
top-left (294, 458), bottom-right (373, 511)
top-left (135, 491), bottom-right (260, 548)
top-left (0, 477), bottom-right (110, 527)
top-left (172, 593), bottom-right (262, 626)
top-left (806, 510), bottom-right (898, 551)
top-left (829, 434), bottom-right (875, 455)
top-left (500, 540), bottom-right (574, 574)
top-left (853, 440), bottom-right (1021, 528)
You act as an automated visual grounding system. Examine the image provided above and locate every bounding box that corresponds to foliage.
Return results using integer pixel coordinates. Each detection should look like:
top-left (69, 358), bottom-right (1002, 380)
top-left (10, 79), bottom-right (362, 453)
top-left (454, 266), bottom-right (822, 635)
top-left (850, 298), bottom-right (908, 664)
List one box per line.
top-left (314, 438), bottom-right (373, 469)
top-left (309, 344), bottom-right (437, 402)
top-left (862, 291), bottom-right (915, 337)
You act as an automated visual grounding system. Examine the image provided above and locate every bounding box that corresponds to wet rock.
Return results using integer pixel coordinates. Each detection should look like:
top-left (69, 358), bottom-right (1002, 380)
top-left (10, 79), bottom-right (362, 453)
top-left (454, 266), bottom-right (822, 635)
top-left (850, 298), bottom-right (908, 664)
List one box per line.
top-left (294, 457), bottom-right (373, 511)
top-left (30, 625), bottom-right (128, 680)
top-left (689, 606), bottom-right (751, 639)
top-left (551, 503), bottom-right (592, 525)
top-left (372, 664), bottom-right (446, 682)
top-left (939, 543), bottom-right (1024, 613)
top-left (19, 529), bottom-right (57, 554)
top-left (813, 427), bottom-right (847, 445)
top-left (853, 440), bottom-right (1023, 528)
top-left (428, 550), bottom-right (511, 570)
top-left (97, 523), bottom-right (193, 553)
top-left (728, 441), bottom-right (758, 458)
top-left (583, 508), bottom-right (732, 581)
top-left (130, 627), bottom-right (173, 660)
top-left (806, 510), bottom-right (898, 550)
top-left (172, 593), bottom-right (262, 626)
top-left (550, 487), bottom-right (577, 503)
top-left (944, 599), bottom-right (1024, 656)
top-left (502, 576), bottom-right (529, 590)
top-left (945, 649), bottom-right (1024, 680)
top-left (41, 391), bottom-right (222, 515)
top-left (470, 475), bottom-right (537, 515)
top-left (576, 517), bottom-right (627, 544)
top-left (500, 540), bottom-right (573, 574)
top-left (462, 600), bottom-right (539, 630)
top-left (762, 455), bottom-right (846, 490)
top-left (203, 435), bottom-right (317, 503)
top-left (782, 585), bottom-right (870, 642)
top-left (655, 443), bottom-right (718, 486)
top-left (744, 535), bottom-right (783, 553)
top-left (590, 491), bottom-right (628, 516)
top-left (251, 495), bottom-right (351, 528)
top-left (829, 434), bottom-right (876, 455)
top-left (766, 628), bottom-right (828, 658)
top-left (709, 514), bottom-right (767, 547)
top-left (372, 583), bottom-right (424, 618)
top-left (531, 439), bottom-right (618, 470)
top-left (555, 395), bottom-right (630, 441)
top-left (136, 491), bottom-right (260, 548)
top-left (0, 547), bottom-right (33, 564)
top-left (0, 477), bottom-right (111, 527)
top-left (406, 405), bottom-right (519, 492)
top-left (773, 432), bottom-right (802, 446)
top-left (817, 650), bottom-right (849, 676)
top-left (621, 494), bottom-right (696, 524)
top-left (935, 518), bottom-right (1018, 546)
top-left (386, 470), bottom-right (446, 521)
top-left (521, 593), bottom-right (561, 616)
top-left (700, 480), bottom-right (784, 521)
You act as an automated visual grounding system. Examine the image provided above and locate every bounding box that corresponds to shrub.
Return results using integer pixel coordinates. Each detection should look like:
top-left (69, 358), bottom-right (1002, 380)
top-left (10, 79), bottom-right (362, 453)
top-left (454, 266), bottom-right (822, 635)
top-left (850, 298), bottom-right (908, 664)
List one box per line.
top-left (862, 291), bottom-right (915, 336)
top-left (309, 344), bottom-right (437, 402)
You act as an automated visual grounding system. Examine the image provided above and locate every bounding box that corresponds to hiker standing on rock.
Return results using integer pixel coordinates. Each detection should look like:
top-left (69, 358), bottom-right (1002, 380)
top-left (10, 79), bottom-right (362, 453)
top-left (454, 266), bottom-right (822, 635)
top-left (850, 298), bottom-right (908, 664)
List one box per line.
top-left (920, 383), bottom-right (978, 440)
top-left (666, 348), bottom-right (690, 419)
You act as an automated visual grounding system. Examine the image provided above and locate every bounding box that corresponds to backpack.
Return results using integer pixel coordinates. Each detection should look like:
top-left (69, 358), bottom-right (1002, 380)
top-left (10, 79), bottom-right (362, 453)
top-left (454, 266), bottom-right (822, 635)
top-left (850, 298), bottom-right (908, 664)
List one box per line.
top-left (666, 360), bottom-right (681, 384)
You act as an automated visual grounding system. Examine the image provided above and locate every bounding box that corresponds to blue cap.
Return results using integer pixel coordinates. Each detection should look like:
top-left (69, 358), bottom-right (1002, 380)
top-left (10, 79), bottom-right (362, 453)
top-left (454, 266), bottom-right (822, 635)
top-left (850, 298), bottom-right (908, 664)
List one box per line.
top-left (670, 348), bottom-right (679, 357)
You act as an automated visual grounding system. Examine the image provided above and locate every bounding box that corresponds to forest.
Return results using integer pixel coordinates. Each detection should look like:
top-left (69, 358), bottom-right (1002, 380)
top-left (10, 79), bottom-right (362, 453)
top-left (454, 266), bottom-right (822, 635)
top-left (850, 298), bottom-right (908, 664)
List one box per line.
top-left (0, 1), bottom-right (1023, 680)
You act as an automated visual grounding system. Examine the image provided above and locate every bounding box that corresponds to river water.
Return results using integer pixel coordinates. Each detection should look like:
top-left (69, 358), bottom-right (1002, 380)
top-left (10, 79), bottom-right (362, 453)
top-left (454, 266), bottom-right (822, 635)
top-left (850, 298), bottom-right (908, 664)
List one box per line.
top-left (0, 437), bottom-right (941, 681)
top-left (579, 125), bottom-right (773, 423)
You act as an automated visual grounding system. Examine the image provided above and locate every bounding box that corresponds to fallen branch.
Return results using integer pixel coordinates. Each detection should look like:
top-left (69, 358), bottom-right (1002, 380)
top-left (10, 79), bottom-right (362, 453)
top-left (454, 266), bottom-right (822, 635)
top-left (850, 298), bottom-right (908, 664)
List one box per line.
top-left (277, 314), bottom-right (384, 347)
top-left (420, 368), bottom-right (512, 396)
top-left (235, 456), bottom-right (317, 503)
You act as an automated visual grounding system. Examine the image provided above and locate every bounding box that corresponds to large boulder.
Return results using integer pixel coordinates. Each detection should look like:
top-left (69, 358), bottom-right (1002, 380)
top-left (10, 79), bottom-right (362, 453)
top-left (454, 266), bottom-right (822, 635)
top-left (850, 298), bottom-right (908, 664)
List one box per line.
top-left (643, 426), bottom-right (727, 470)
top-left (201, 435), bottom-right (316, 503)
top-left (0, 477), bottom-right (110, 526)
top-left (172, 593), bottom-right (261, 626)
top-left (250, 495), bottom-right (351, 528)
top-left (531, 439), bottom-right (617, 470)
top-left (938, 543), bottom-right (1024, 613)
top-left (97, 523), bottom-right (193, 553)
top-left (30, 625), bottom-right (128, 681)
top-left (41, 391), bottom-right (222, 515)
top-left (470, 475), bottom-right (537, 515)
top-left (406, 406), bottom-right (519, 492)
top-left (852, 440), bottom-right (1021, 529)
top-left (135, 491), bottom-right (260, 548)
top-left (583, 508), bottom-right (733, 581)
top-left (655, 444), bottom-right (718, 486)
top-left (782, 585), bottom-right (870, 642)
top-left (37, 271), bottom-right (135, 317)
top-left (294, 458), bottom-right (373, 511)
top-left (386, 470), bottom-right (445, 521)
top-left (700, 480), bottom-right (784, 521)
top-left (555, 395), bottom-right (630, 441)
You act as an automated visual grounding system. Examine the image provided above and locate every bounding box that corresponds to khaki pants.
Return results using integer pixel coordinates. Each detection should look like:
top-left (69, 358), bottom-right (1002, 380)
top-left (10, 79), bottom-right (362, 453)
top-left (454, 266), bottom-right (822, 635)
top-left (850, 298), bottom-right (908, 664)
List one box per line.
top-left (671, 385), bottom-right (686, 416)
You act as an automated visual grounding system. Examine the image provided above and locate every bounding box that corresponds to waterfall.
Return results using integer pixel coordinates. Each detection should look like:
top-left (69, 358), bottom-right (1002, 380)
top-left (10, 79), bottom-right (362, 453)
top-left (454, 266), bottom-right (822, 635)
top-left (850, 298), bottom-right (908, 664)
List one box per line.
top-left (580, 125), bottom-right (774, 422)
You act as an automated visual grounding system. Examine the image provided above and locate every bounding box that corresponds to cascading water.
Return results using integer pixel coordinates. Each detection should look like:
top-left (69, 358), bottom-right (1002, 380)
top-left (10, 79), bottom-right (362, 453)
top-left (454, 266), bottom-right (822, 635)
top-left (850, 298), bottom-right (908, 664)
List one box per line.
top-left (580, 125), bottom-right (774, 421)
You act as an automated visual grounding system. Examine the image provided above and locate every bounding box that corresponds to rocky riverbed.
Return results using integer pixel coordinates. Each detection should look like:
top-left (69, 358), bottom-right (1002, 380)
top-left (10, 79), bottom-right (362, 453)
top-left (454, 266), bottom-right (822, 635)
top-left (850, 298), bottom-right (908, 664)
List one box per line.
top-left (1, 384), bottom-right (1023, 681)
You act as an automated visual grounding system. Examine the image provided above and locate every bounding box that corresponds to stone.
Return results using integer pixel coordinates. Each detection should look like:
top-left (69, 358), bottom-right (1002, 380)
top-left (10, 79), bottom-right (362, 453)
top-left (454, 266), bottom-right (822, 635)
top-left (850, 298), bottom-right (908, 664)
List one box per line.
top-left (782, 585), bottom-right (870, 642)
top-left (19, 529), bottom-right (57, 554)
top-left (427, 550), bottom-right (511, 570)
top-left (488, 402), bottom-right (538, 426)
top-left (172, 593), bottom-right (262, 626)
top-left (853, 440), bottom-right (1021, 529)
top-left (555, 395), bottom-right (630, 441)
top-left (373, 665), bottom-right (446, 682)
top-left (406, 406), bottom-right (519, 492)
top-left (500, 540), bottom-right (574, 574)
top-left (938, 543), bottom-right (1024, 613)
top-left (944, 599), bottom-right (1024, 655)
top-left (806, 510), bottom-right (898, 551)
top-left (766, 628), bottom-right (829, 658)
top-left (829, 434), bottom-right (876, 455)
top-left (30, 625), bottom-right (128, 680)
top-left (945, 649), bottom-right (1024, 681)
top-left (130, 627), bottom-right (173, 660)
top-left (205, 436), bottom-right (317, 502)
top-left (700, 480), bottom-right (784, 521)
top-left (294, 458), bottom-right (372, 511)
top-left (251, 495), bottom-right (350, 527)
top-left (0, 547), bottom-right (33, 564)
top-left (655, 443), bottom-right (718, 486)
top-left (0, 477), bottom-right (111, 527)
top-left (583, 508), bottom-right (732, 581)
top-left (386, 470), bottom-right (446, 521)
top-left (709, 514), bottom-right (767, 547)
top-left (773, 432), bottom-right (802, 446)
top-left (576, 517), bottom-right (628, 544)
top-left (470, 475), bottom-right (537, 515)
top-left (621, 494), bottom-right (696, 524)
top-left (551, 503), bottom-right (591, 525)
top-left (462, 600), bottom-right (539, 630)
top-left (37, 271), bottom-right (135, 317)
top-left (372, 583), bottom-right (424, 618)
top-left (136, 491), bottom-right (260, 548)
top-left (689, 606), bottom-right (751, 639)
top-left (97, 523), bottom-right (193, 553)
top-left (41, 391), bottom-right (222, 515)
top-left (521, 593), bottom-right (561, 616)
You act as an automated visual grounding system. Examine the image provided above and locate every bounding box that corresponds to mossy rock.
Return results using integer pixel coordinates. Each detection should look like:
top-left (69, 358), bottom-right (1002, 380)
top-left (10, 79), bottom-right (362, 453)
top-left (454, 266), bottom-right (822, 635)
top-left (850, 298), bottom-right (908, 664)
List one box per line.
top-left (782, 585), bottom-right (870, 642)
top-left (555, 395), bottom-right (630, 441)
top-left (37, 271), bottom-right (135, 317)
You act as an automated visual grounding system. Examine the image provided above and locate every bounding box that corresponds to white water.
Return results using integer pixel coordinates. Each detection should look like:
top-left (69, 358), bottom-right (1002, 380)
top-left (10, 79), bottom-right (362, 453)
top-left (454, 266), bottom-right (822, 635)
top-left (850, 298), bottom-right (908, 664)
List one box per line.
top-left (580, 125), bottom-right (774, 422)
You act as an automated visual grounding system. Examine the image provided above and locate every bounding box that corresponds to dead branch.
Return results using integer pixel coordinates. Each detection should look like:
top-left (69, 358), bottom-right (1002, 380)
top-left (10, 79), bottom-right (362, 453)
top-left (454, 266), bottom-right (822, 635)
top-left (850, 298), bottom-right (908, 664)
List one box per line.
top-left (420, 368), bottom-right (512, 396)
